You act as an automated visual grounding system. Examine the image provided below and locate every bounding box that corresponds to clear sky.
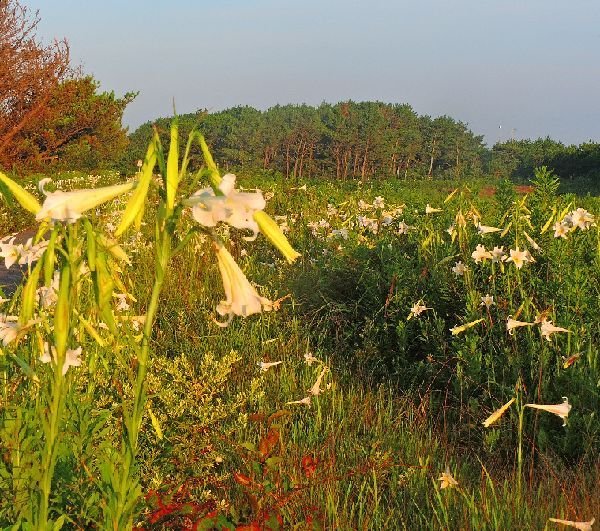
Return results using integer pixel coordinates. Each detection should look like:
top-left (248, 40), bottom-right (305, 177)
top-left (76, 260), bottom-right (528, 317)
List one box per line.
top-left (23, 0), bottom-right (600, 145)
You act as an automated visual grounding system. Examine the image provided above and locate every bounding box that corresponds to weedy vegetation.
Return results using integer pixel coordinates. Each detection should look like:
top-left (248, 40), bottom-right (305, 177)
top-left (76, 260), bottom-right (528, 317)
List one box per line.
top-left (0, 125), bottom-right (598, 530)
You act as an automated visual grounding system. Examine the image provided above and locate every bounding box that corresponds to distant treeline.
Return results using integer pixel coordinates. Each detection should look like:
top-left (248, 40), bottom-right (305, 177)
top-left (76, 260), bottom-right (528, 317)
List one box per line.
top-left (124, 102), bottom-right (599, 184)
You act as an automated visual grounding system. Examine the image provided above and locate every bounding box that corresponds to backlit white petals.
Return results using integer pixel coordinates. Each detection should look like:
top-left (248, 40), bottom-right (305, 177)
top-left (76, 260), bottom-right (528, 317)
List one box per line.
top-left (471, 244), bottom-right (492, 263)
top-left (548, 517), bottom-right (595, 531)
top-left (477, 224), bottom-right (501, 235)
top-left (0, 314), bottom-right (19, 345)
top-left (540, 318), bottom-right (570, 341)
top-left (491, 246), bottom-right (506, 263)
top-left (36, 181), bottom-right (134, 223)
top-left (451, 261), bottom-right (467, 276)
top-left (525, 397), bottom-right (572, 426)
top-left (506, 247), bottom-right (532, 269)
top-left (213, 242), bottom-right (272, 324)
top-left (506, 316), bottom-right (535, 335)
top-left (438, 467), bottom-right (458, 489)
top-left (186, 173), bottom-right (266, 237)
top-left (258, 360), bottom-right (282, 372)
top-left (425, 204), bottom-right (443, 214)
top-left (40, 344), bottom-right (82, 376)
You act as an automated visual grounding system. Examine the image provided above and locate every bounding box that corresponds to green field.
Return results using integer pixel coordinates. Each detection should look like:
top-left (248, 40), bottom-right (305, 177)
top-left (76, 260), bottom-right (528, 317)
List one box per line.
top-left (0, 135), bottom-right (598, 529)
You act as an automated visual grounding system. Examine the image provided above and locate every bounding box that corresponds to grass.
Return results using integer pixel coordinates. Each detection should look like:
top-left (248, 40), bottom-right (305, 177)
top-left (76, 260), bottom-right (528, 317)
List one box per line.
top-left (0, 166), bottom-right (598, 529)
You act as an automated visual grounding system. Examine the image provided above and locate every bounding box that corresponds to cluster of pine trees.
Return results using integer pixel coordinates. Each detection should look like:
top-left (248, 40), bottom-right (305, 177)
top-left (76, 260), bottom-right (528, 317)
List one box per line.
top-left (126, 102), bottom-right (486, 180)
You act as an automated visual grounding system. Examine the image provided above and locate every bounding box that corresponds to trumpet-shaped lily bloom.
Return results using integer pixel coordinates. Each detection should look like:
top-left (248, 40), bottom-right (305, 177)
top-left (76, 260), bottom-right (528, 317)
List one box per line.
top-left (450, 318), bottom-right (484, 336)
top-left (185, 173), bottom-right (266, 238)
top-left (481, 295), bottom-right (495, 308)
top-left (0, 315), bottom-right (20, 345)
top-left (40, 344), bottom-right (82, 376)
top-left (425, 204), bottom-right (442, 214)
top-left (438, 467), bottom-right (459, 489)
top-left (548, 517), bottom-right (594, 531)
top-left (540, 318), bottom-right (570, 341)
top-left (407, 301), bottom-right (431, 320)
top-left (36, 179), bottom-right (134, 223)
top-left (308, 366), bottom-right (329, 396)
top-left (286, 396), bottom-right (311, 407)
top-left (471, 244), bottom-right (492, 263)
top-left (553, 221), bottom-right (570, 239)
top-left (525, 396), bottom-right (572, 426)
top-left (506, 316), bottom-right (535, 335)
top-left (506, 247), bottom-right (530, 269)
top-left (451, 261), bottom-right (467, 276)
top-left (524, 231), bottom-right (541, 251)
top-left (491, 246), bottom-right (506, 263)
top-left (477, 224), bottom-right (501, 235)
top-left (258, 360), bottom-right (282, 372)
top-left (483, 398), bottom-right (515, 427)
top-left (569, 208), bottom-right (595, 231)
top-left (304, 352), bottom-right (319, 365)
top-left (0, 237), bottom-right (19, 269)
top-left (213, 243), bottom-right (272, 325)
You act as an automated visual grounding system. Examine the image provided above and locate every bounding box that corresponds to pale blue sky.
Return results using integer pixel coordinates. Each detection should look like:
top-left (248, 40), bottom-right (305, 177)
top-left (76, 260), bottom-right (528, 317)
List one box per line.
top-left (24, 0), bottom-right (600, 144)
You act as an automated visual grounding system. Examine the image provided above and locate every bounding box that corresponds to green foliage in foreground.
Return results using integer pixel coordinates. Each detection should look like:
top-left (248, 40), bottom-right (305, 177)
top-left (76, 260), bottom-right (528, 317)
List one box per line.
top-left (0, 165), bottom-right (598, 528)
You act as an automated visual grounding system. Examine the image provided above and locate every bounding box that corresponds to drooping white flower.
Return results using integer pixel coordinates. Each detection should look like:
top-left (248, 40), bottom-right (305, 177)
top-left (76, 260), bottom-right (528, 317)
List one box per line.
top-left (548, 517), bottom-right (594, 531)
top-left (398, 221), bottom-right (411, 235)
top-left (258, 360), bottom-right (283, 372)
top-left (451, 261), bottom-right (467, 276)
top-left (185, 174), bottom-right (266, 238)
top-left (506, 316), bottom-right (534, 335)
top-left (36, 179), bottom-right (134, 223)
top-left (471, 244), bottom-right (492, 263)
top-left (213, 242), bottom-right (272, 325)
top-left (308, 366), bottom-right (329, 396)
top-left (540, 318), bottom-right (569, 341)
top-left (438, 467), bottom-right (458, 489)
top-left (477, 224), bottom-right (501, 235)
top-left (525, 397), bottom-right (572, 426)
top-left (286, 396), bottom-right (312, 407)
top-left (0, 237), bottom-right (19, 269)
top-left (480, 295), bottom-right (495, 309)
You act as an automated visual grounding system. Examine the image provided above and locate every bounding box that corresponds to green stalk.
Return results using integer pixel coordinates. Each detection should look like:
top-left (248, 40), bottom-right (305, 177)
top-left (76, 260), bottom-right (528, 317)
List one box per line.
top-left (516, 391), bottom-right (524, 498)
top-left (113, 227), bottom-right (171, 528)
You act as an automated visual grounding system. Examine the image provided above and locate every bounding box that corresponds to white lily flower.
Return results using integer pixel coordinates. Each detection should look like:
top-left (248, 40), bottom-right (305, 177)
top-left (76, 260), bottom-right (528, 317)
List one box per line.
top-left (40, 343), bottom-right (82, 376)
top-left (506, 316), bottom-right (534, 335)
top-left (451, 261), bottom-right (467, 276)
top-left (213, 242), bottom-right (272, 325)
top-left (477, 224), bottom-right (501, 235)
top-left (438, 467), bottom-right (458, 489)
top-left (258, 360), bottom-right (282, 372)
top-left (407, 301), bottom-right (431, 320)
top-left (185, 173), bottom-right (266, 238)
top-left (491, 246), bottom-right (506, 263)
top-left (0, 314), bottom-right (20, 345)
top-left (506, 247), bottom-right (530, 269)
top-left (425, 204), bottom-right (442, 214)
top-left (548, 517), bottom-right (594, 531)
top-left (304, 352), bottom-right (319, 365)
top-left (36, 180), bottom-right (135, 223)
top-left (471, 244), bottom-right (492, 263)
top-left (286, 396), bottom-right (312, 407)
top-left (480, 295), bottom-right (495, 308)
top-left (553, 221), bottom-right (570, 239)
top-left (308, 366), bottom-right (329, 396)
top-left (540, 318), bottom-right (570, 341)
top-left (569, 208), bottom-right (595, 231)
top-left (525, 396), bottom-right (572, 426)
top-left (0, 237), bottom-right (19, 269)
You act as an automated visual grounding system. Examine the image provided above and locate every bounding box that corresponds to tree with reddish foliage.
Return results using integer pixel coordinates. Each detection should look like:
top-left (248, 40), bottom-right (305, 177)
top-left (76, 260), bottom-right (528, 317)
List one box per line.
top-left (0, 0), bottom-right (134, 172)
top-left (0, 0), bottom-right (70, 168)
